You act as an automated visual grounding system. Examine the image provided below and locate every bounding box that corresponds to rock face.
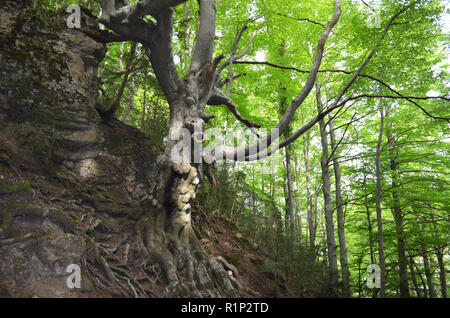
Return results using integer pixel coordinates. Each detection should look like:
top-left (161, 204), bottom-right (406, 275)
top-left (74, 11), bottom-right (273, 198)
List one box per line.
top-left (0, 1), bottom-right (237, 297)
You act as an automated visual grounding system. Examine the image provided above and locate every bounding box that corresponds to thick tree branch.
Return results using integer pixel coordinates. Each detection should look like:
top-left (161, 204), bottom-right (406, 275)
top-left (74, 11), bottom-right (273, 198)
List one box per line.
top-left (324, 7), bottom-right (409, 112)
top-left (147, 8), bottom-right (183, 104)
top-left (243, 6), bottom-right (409, 161)
top-left (100, 1), bottom-right (182, 104)
top-left (189, 0), bottom-right (216, 71)
top-left (98, 19), bottom-right (156, 46)
top-left (81, 27), bottom-right (134, 43)
top-left (225, 25), bottom-right (247, 96)
top-left (207, 88), bottom-right (261, 129)
top-left (208, 22), bottom-right (262, 132)
top-left (181, 0), bottom-right (217, 111)
top-left (101, 0), bottom-right (188, 25)
top-left (207, 0), bottom-right (342, 163)
top-left (335, 95), bottom-right (450, 122)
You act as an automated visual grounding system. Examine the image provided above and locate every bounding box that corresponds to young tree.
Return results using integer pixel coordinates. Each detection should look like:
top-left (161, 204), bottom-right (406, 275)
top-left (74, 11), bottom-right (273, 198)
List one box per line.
top-left (375, 103), bottom-right (386, 297)
top-left (303, 134), bottom-right (316, 249)
top-left (329, 118), bottom-right (350, 297)
top-left (316, 82), bottom-right (339, 292)
top-left (385, 106), bottom-right (410, 298)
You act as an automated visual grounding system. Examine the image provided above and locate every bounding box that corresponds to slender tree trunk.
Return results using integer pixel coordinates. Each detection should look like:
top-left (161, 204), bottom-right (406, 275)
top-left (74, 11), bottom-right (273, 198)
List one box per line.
top-left (140, 81), bottom-right (147, 129)
top-left (385, 107), bottom-right (410, 298)
top-left (270, 172), bottom-right (274, 201)
top-left (282, 155), bottom-right (289, 233)
top-left (363, 175), bottom-right (376, 266)
top-left (285, 144), bottom-right (296, 240)
top-left (408, 255), bottom-right (423, 298)
top-left (421, 247), bottom-right (435, 298)
top-left (261, 162), bottom-right (265, 217)
top-left (269, 171), bottom-right (282, 233)
top-left (419, 224), bottom-right (436, 298)
top-left (435, 247), bottom-right (446, 298)
top-left (375, 104), bottom-right (386, 297)
top-left (278, 77), bottom-right (295, 240)
top-left (320, 212), bottom-right (328, 265)
top-left (252, 163), bottom-right (256, 213)
top-left (358, 257), bottom-right (362, 298)
top-left (102, 42), bottom-right (137, 119)
top-left (303, 135), bottom-right (315, 248)
top-left (120, 42), bottom-right (136, 123)
top-left (119, 42), bottom-right (125, 70)
top-left (231, 158), bottom-right (237, 187)
top-left (329, 118), bottom-right (350, 297)
top-left (313, 186), bottom-right (319, 249)
top-left (294, 157), bottom-right (304, 245)
top-left (412, 257), bottom-right (429, 297)
top-left (316, 84), bottom-right (338, 292)
top-left (122, 76), bottom-right (136, 123)
top-left (431, 214), bottom-right (447, 298)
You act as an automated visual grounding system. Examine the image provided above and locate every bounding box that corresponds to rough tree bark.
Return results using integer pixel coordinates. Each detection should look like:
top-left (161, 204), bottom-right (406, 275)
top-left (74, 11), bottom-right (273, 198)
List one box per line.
top-left (183, 0), bottom-right (194, 72)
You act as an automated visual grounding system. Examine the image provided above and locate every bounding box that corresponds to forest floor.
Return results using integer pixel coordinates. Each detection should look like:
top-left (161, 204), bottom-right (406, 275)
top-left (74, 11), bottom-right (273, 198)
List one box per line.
top-left (192, 209), bottom-right (291, 298)
top-left (0, 155), bottom-right (283, 298)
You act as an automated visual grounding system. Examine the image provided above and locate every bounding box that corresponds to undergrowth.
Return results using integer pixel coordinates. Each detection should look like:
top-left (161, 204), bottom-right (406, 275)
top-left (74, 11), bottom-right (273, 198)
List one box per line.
top-left (196, 163), bottom-right (334, 297)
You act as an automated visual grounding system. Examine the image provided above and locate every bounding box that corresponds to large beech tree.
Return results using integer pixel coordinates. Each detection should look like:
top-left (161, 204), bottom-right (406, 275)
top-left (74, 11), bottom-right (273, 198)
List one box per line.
top-left (97, 0), bottom-right (343, 257)
top-left (91, 0), bottom-right (448, 296)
